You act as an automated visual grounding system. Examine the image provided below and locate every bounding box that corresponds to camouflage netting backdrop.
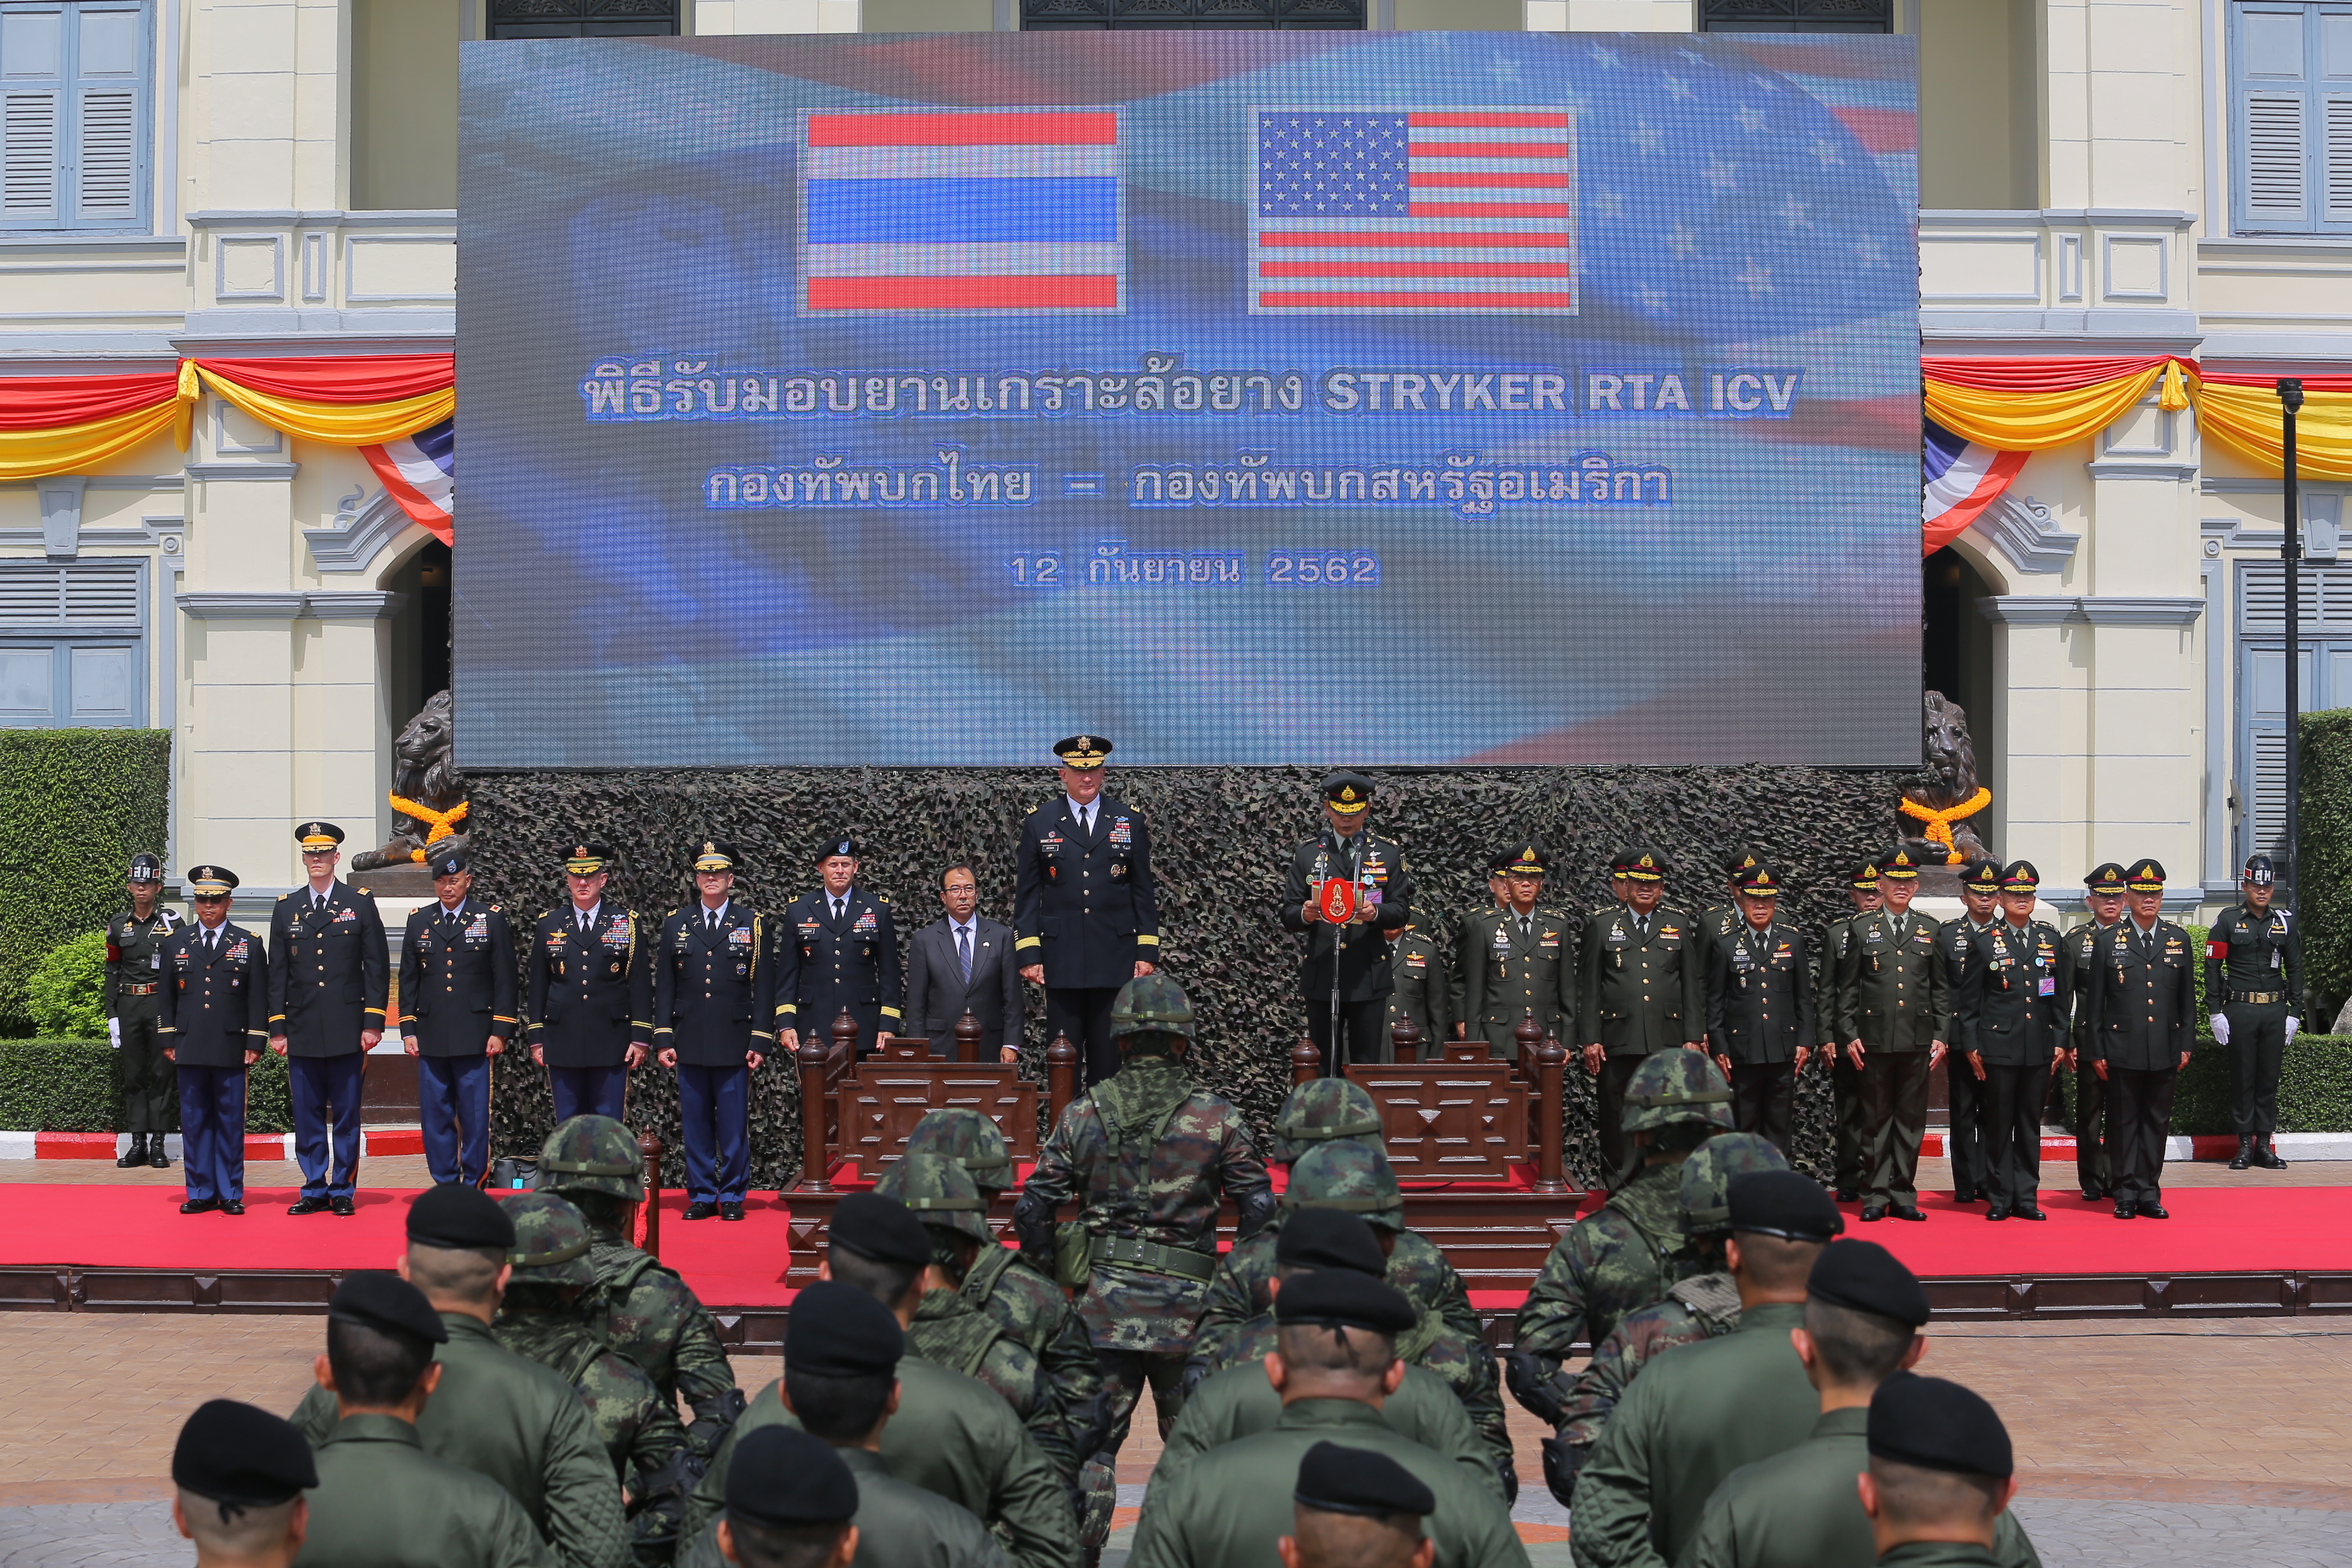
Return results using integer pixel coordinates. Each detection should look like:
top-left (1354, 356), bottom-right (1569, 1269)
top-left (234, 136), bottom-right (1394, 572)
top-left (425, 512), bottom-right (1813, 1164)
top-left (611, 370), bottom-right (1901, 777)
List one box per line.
top-left (468, 764), bottom-right (1908, 1191)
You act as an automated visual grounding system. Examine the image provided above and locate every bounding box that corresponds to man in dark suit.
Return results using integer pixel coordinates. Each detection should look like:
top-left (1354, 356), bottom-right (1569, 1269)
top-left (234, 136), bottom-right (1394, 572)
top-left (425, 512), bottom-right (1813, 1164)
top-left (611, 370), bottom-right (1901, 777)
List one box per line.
top-left (1013, 734), bottom-right (1159, 1087)
top-left (398, 851), bottom-right (517, 1187)
top-left (1576, 845), bottom-right (1708, 1179)
top-left (655, 839), bottom-right (775, 1221)
top-left (1278, 771), bottom-right (1415, 1074)
top-left (902, 863), bottom-right (1023, 1060)
top-left (158, 865), bottom-right (267, 1214)
top-left (526, 840), bottom-right (651, 1123)
top-left (266, 821), bottom-right (389, 1216)
top-left (1970, 861), bottom-right (2068, 1221)
top-left (776, 835), bottom-right (903, 1058)
top-left (2084, 858), bottom-right (2196, 1219)
top-left (1702, 862), bottom-right (1814, 1153)
top-left (1934, 859), bottom-right (2004, 1205)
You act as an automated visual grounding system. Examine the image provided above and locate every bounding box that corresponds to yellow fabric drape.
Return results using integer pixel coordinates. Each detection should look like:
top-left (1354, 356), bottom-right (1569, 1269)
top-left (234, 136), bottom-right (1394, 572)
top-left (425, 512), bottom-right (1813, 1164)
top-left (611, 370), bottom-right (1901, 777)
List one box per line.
top-left (0, 399), bottom-right (185, 482)
top-left (194, 368), bottom-right (454, 448)
top-left (1923, 362), bottom-right (2179, 451)
top-left (2188, 377), bottom-right (2352, 482)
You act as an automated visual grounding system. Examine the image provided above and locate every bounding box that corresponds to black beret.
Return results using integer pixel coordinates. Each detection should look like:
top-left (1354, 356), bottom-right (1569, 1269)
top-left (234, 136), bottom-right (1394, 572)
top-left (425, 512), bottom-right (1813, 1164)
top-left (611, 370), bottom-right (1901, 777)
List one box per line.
top-left (407, 1182), bottom-right (518, 1251)
top-left (1869, 1372), bottom-right (2013, 1479)
top-left (1294, 1441), bottom-right (1434, 1520)
top-left (726, 1425), bottom-right (860, 1528)
top-left (827, 1192), bottom-right (934, 1269)
top-left (327, 1271), bottom-right (447, 1344)
top-left (1807, 1240), bottom-right (1930, 1327)
top-left (173, 1400), bottom-right (317, 1506)
top-left (1275, 1207), bottom-right (1386, 1277)
top-left (1275, 1268), bottom-right (1417, 1335)
top-left (785, 1280), bottom-right (904, 1377)
top-left (430, 850), bottom-right (472, 876)
top-left (1728, 1169), bottom-right (1845, 1243)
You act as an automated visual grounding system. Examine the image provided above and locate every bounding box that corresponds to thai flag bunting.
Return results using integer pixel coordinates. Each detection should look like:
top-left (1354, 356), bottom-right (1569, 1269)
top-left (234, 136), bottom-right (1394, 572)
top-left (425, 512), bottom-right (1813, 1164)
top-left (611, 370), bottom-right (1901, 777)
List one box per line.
top-left (360, 417), bottom-right (453, 546)
top-left (1252, 110), bottom-right (1576, 314)
top-left (1922, 417), bottom-right (2024, 556)
top-left (799, 110), bottom-right (1125, 315)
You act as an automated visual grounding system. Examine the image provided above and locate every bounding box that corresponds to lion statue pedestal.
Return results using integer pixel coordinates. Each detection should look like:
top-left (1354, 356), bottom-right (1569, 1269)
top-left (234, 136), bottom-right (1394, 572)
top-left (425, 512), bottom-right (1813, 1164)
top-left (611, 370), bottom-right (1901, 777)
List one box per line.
top-left (1898, 690), bottom-right (1992, 870)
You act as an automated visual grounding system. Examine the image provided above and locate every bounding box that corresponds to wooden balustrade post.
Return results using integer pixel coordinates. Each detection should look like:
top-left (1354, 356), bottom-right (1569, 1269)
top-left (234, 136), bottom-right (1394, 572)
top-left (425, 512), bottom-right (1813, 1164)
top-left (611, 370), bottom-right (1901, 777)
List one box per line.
top-left (1390, 1014), bottom-right (1421, 1063)
top-left (1532, 1031), bottom-right (1568, 1194)
top-left (1292, 1029), bottom-right (1322, 1085)
top-left (638, 1131), bottom-right (665, 1257)
top-left (954, 1009), bottom-right (984, 1064)
top-left (1046, 1031), bottom-right (1078, 1128)
top-left (796, 1033), bottom-right (833, 1193)
top-left (1514, 1009), bottom-right (1544, 1083)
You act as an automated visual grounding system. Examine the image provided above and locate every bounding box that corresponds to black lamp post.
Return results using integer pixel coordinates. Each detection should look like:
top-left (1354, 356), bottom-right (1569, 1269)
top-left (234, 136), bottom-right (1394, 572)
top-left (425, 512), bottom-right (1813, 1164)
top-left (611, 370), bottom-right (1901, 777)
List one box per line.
top-left (2279, 377), bottom-right (2305, 902)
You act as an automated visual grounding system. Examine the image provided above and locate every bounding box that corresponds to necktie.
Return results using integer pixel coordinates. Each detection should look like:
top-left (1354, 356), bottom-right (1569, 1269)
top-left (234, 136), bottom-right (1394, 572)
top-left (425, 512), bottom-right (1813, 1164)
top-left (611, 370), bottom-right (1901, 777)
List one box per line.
top-left (1518, 915), bottom-right (1532, 941)
top-left (443, 907), bottom-right (458, 929)
top-left (707, 910), bottom-right (718, 933)
top-left (959, 926), bottom-right (972, 983)
top-left (1082, 805), bottom-right (1095, 836)
top-left (208, 928), bottom-right (219, 954)
top-left (579, 913), bottom-right (592, 936)
top-left (832, 897), bottom-right (845, 922)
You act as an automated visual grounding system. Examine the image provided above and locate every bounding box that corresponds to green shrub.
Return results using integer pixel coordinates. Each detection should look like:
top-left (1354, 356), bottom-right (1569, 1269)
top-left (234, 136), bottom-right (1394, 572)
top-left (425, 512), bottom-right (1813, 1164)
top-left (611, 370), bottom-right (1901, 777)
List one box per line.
top-left (25, 932), bottom-right (107, 1038)
top-left (2301, 709), bottom-right (2352, 1021)
top-left (0, 1040), bottom-right (292, 1133)
top-left (0, 731), bottom-right (170, 1037)
top-left (2171, 1031), bottom-right (2352, 1134)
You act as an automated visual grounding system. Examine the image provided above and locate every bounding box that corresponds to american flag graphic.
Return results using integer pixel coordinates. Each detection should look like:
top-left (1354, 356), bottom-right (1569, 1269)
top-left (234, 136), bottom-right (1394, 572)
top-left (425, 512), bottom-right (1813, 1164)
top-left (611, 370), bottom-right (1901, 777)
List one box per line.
top-left (1251, 108), bottom-right (1577, 314)
top-left (799, 110), bottom-right (1124, 315)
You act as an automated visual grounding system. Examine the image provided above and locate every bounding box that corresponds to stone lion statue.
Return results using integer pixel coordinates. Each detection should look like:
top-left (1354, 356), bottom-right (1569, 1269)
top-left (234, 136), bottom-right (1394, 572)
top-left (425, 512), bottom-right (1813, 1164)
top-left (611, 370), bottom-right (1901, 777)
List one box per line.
top-left (352, 689), bottom-right (469, 871)
top-left (1898, 690), bottom-right (1992, 866)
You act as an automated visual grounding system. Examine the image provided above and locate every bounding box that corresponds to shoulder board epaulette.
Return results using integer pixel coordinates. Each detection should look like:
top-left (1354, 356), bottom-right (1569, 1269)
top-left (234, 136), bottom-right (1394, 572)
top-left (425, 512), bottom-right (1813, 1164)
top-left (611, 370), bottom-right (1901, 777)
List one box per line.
top-left (277, 892), bottom-right (290, 900)
top-left (1026, 802), bottom-right (1039, 815)
top-left (538, 910), bottom-right (552, 921)
top-left (877, 894), bottom-right (891, 904)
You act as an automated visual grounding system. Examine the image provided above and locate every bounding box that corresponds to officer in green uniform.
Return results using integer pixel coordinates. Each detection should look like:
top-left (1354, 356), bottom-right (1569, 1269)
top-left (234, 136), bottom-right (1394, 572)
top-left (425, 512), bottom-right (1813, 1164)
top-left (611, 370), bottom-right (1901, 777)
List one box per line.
top-left (1015, 974), bottom-right (1275, 1474)
top-left (1158, 1207), bottom-right (1502, 1503)
top-left (683, 1193), bottom-right (1076, 1568)
top-left (1450, 853), bottom-right (1517, 1035)
top-left (1568, 1171), bottom-right (1843, 1568)
top-left (1385, 911), bottom-right (1452, 1060)
top-left (1459, 842), bottom-right (1576, 1061)
top-left (1678, 1243), bottom-right (2041, 1568)
top-left (535, 1116), bottom-right (744, 1463)
top-left (1577, 846), bottom-right (1708, 1178)
top-left (1819, 861), bottom-right (1883, 1201)
top-left (1284, 1443), bottom-right (1438, 1568)
top-left (900, 1109), bottom-right (1110, 1545)
top-left (1971, 864), bottom-right (2068, 1222)
top-left (1703, 863), bottom-right (1813, 1154)
top-left (2207, 853), bottom-right (2302, 1172)
top-left (1280, 771), bottom-right (1415, 1074)
top-left (170, 1399), bottom-right (317, 1568)
top-left (298, 1272), bottom-right (556, 1568)
top-left (1553, 1134), bottom-right (1787, 1477)
top-left (2064, 865), bottom-right (2127, 1200)
top-left (1126, 1270), bottom-right (1528, 1568)
top-left (2083, 859), bottom-right (2196, 1219)
top-left (1506, 1051), bottom-right (1733, 1469)
top-left (1861, 1375), bottom-right (2024, 1568)
top-left (492, 1193), bottom-right (691, 1566)
top-left (709, 1426), bottom-right (857, 1568)
top-left (1832, 851), bottom-right (1949, 1223)
top-left (106, 851), bottom-right (181, 1169)
top-left (1936, 861), bottom-right (2003, 1206)
top-left (1694, 851), bottom-right (1763, 945)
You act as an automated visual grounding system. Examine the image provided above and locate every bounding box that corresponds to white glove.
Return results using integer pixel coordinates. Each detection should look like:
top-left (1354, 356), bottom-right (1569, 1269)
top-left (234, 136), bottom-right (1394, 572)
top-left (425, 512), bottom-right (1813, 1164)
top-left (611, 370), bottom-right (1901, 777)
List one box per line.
top-left (2209, 1012), bottom-right (2230, 1047)
top-left (108, 1017), bottom-right (120, 1049)
top-left (2286, 1015), bottom-right (2301, 1042)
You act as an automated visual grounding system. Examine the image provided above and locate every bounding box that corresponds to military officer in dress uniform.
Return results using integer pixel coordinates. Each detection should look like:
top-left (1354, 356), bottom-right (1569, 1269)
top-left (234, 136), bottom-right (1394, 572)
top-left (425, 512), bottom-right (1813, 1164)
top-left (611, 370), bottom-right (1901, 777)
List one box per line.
top-left (398, 851), bottom-right (517, 1188)
top-left (1279, 771), bottom-right (1415, 1074)
top-left (776, 835), bottom-right (902, 1058)
top-left (2084, 859), bottom-right (2196, 1219)
top-left (157, 866), bottom-right (267, 1215)
top-left (1817, 860), bottom-right (1883, 1200)
top-left (1936, 861), bottom-right (2004, 1205)
top-left (1703, 863), bottom-right (1813, 1153)
top-left (105, 852), bottom-right (181, 1169)
top-left (267, 822), bottom-right (389, 1217)
top-left (1833, 850), bottom-right (1948, 1223)
top-left (1014, 734), bottom-right (1159, 1087)
top-left (1970, 862), bottom-right (2068, 1221)
top-left (1449, 851), bottom-right (1517, 1039)
top-left (2207, 853), bottom-right (2302, 1172)
top-left (526, 841), bottom-right (651, 1124)
top-left (1576, 846), bottom-right (1708, 1180)
top-left (1694, 850), bottom-right (1763, 944)
top-left (2065, 863), bottom-right (2128, 1200)
top-left (1385, 911), bottom-right (1451, 1060)
top-left (1458, 842), bottom-right (1576, 1063)
top-left (654, 840), bottom-right (775, 1221)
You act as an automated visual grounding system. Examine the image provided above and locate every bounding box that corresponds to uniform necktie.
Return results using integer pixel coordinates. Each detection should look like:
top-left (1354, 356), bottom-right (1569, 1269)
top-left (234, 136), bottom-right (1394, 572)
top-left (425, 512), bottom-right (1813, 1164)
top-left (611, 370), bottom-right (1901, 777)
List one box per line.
top-left (208, 927), bottom-right (219, 954)
top-left (1518, 914), bottom-right (1532, 941)
top-left (832, 897), bottom-right (846, 922)
top-left (707, 909), bottom-right (718, 933)
top-left (959, 925), bottom-right (972, 982)
top-left (579, 913), bottom-right (592, 935)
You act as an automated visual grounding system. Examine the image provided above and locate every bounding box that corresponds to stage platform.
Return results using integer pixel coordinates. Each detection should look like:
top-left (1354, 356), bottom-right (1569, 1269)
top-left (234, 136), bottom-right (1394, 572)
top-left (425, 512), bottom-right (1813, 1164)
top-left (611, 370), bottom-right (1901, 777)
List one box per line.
top-left (4, 1182), bottom-right (2350, 1351)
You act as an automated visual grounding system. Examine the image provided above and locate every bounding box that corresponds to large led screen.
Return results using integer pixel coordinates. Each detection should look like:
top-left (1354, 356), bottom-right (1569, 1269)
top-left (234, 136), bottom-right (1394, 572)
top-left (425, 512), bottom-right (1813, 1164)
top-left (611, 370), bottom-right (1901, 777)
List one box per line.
top-left (455, 31), bottom-right (1920, 769)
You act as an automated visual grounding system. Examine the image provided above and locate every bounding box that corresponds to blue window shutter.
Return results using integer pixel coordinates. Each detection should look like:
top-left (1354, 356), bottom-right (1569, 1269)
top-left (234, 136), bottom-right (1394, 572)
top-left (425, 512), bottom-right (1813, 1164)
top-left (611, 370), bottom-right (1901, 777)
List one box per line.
top-left (0, 1), bottom-right (146, 231)
top-left (0, 5), bottom-right (66, 226)
top-left (2236, 3), bottom-right (2318, 232)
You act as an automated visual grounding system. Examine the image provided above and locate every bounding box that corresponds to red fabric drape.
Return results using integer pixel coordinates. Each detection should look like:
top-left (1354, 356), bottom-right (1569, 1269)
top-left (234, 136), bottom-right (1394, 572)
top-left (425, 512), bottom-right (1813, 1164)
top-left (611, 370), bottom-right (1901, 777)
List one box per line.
top-left (0, 372), bottom-right (179, 430)
top-left (192, 355), bottom-right (454, 405)
top-left (1921, 354), bottom-right (2196, 393)
top-left (2197, 370), bottom-right (2352, 391)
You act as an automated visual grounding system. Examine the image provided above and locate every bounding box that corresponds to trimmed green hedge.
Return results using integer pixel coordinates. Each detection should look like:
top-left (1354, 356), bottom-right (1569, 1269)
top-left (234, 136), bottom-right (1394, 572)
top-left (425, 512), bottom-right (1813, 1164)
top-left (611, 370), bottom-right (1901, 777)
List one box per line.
top-left (0, 1041), bottom-right (293, 1134)
top-left (2169, 1031), bottom-right (2352, 1135)
top-left (0, 730), bottom-right (171, 1037)
top-left (2299, 709), bottom-right (2352, 1022)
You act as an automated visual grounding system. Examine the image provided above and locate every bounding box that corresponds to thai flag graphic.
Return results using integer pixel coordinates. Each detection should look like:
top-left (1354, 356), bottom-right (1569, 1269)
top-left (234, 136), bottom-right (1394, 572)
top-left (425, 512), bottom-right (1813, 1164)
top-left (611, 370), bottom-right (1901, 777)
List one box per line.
top-left (360, 417), bottom-right (453, 545)
top-left (1922, 417), bottom-right (2025, 555)
top-left (799, 110), bottom-right (1124, 315)
top-left (1251, 109), bottom-right (1577, 314)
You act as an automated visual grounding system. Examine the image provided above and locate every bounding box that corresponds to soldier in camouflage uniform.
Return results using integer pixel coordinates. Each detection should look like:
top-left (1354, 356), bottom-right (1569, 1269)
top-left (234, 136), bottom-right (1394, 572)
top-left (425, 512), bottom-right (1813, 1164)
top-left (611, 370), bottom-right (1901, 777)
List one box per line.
top-left (1263, 1077), bottom-right (1385, 1166)
top-left (1014, 974), bottom-right (1274, 1476)
top-left (1505, 1051), bottom-right (1734, 1430)
top-left (492, 1191), bottom-right (692, 1565)
top-left (902, 1108), bottom-right (1114, 1548)
top-left (535, 1116), bottom-right (743, 1463)
top-left (1551, 1134), bottom-right (1787, 1490)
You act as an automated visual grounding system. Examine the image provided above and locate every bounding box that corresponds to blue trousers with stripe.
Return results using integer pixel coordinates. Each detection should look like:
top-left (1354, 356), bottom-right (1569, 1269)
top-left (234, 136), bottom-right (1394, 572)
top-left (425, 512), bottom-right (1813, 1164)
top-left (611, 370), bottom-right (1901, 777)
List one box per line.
top-left (176, 1065), bottom-right (247, 1204)
top-left (676, 1063), bottom-right (749, 1204)
top-left (550, 1065), bottom-right (629, 1125)
top-left (418, 1053), bottom-right (492, 1185)
top-left (288, 1054), bottom-right (364, 1200)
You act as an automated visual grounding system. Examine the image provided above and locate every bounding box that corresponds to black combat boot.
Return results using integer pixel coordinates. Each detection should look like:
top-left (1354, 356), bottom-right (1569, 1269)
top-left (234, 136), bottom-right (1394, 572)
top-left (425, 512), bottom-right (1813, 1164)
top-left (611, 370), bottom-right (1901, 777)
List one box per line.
top-left (117, 1134), bottom-right (145, 1169)
top-left (2228, 1136), bottom-right (2253, 1171)
top-left (2252, 1137), bottom-right (2290, 1170)
top-left (149, 1136), bottom-right (170, 1169)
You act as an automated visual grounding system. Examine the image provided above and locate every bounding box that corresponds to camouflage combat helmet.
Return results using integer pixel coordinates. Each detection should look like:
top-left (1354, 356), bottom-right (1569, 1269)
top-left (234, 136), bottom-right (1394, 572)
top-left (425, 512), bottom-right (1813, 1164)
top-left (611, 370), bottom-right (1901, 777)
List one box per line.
top-left (875, 1151), bottom-right (995, 1246)
top-left (1621, 1051), bottom-right (1735, 1136)
top-left (1267, 1078), bottom-right (1384, 1166)
top-left (903, 1107), bottom-right (1014, 1194)
top-left (1109, 973), bottom-right (1194, 1043)
top-left (537, 1114), bottom-right (645, 1202)
top-left (1676, 1133), bottom-right (1789, 1238)
top-left (1283, 1138), bottom-right (1405, 1232)
top-left (500, 1191), bottom-right (598, 1287)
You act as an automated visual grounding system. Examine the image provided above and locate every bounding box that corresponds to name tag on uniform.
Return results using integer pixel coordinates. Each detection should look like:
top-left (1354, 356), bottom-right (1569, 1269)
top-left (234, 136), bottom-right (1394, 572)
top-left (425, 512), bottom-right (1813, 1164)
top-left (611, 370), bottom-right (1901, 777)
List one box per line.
top-left (151, 951), bottom-right (162, 970)
top-left (2274, 949), bottom-right (2283, 970)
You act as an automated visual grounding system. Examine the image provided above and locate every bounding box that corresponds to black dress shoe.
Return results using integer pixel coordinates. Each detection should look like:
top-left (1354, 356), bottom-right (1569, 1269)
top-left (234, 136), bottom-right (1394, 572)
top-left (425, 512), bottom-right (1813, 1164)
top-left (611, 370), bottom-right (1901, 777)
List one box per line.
top-left (2113, 1200), bottom-right (2135, 1218)
top-left (149, 1140), bottom-right (170, 1169)
top-left (2252, 1140), bottom-right (2290, 1170)
top-left (1950, 1191), bottom-right (1979, 1205)
top-left (2136, 1202), bottom-right (2169, 1219)
top-left (119, 1135), bottom-right (146, 1169)
top-left (219, 1200), bottom-right (245, 1216)
top-left (1860, 1204), bottom-right (1888, 1222)
top-left (1985, 1205), bottom-right (2010, 1221)
top-left (178, 1197), bottom-right (217, 1215)
top-left (682, 1202), bottom-right (717, 1221)
top-left (2015, 1206), bottom-right (2046, 1221)
top-left (719, 1202), bottom-right (746, 1222)
top-left (288, 1197), bottom-right (331, 1215)
top-left (2081, 1188), bottom-right (2103, 1202)
top-left (1835, 1188), bottom-right (1860, 1204)
top-left (1890, 1205), bottom-right (1928, 1221)
top-left (2229, 1136), bottom-right (2253, 1171)
top-left (330, 1197), bottom-right (355, 1216)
